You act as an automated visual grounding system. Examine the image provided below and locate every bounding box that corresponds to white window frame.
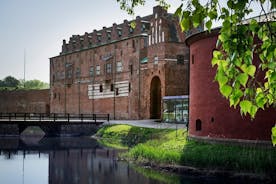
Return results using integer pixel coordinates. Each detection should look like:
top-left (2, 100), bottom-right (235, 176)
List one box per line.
top-left (154, 56), bottom-right (158, 65)
top-left (116, 61), bottom-right (123, 72)
top-left (96, 65), bottom-right (100, 75)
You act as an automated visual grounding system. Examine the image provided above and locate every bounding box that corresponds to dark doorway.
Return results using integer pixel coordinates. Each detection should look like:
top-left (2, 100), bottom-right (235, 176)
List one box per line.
top-left (150, 76), bottom-right (161, 119)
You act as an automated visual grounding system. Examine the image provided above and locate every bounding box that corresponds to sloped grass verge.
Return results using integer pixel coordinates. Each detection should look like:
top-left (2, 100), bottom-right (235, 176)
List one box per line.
top-left (96, 124), bottom-right (276, 175)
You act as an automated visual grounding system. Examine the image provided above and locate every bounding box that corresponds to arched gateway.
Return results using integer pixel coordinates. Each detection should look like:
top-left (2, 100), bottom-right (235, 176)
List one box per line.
top-left (150, 76), bottom-right (161, 119)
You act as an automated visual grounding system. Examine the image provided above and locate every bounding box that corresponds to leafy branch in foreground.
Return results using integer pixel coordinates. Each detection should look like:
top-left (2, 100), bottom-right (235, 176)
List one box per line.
top-left (116, 0), bottom-right (276, 119)
top-left (117, 0), bottom-right (170, 15)
top-left (175, 0), bottom-right (276, 119)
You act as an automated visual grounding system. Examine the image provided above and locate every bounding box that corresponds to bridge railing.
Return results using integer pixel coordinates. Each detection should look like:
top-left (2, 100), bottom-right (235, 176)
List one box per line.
top-left (0, 112), bottom-right (110, 123)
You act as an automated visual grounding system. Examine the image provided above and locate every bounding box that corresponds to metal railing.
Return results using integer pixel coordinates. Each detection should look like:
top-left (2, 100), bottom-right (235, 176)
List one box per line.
top-left (0, 112), bottom-right (110, 123)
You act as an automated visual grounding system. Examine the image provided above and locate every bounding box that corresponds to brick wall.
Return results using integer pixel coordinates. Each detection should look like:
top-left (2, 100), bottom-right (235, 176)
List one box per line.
top-left (0, 89), bottom-right (50, 113)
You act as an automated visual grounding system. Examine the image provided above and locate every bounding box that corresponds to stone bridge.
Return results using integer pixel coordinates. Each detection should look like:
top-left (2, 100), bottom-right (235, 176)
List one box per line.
top-left (0, 113), bottom-right (109, 137)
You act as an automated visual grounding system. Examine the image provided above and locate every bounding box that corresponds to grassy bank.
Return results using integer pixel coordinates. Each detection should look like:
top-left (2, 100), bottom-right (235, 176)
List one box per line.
top-left (96, 124), bottom-right (276, 175)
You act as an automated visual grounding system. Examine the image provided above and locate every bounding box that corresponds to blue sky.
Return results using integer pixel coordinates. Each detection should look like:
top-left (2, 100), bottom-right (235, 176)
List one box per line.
top-left (0, 0), bottom-right (269, 83)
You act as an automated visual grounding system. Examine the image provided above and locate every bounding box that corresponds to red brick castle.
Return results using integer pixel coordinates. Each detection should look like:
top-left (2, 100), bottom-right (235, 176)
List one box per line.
top-left (50, 6), bottom-right (200, 119)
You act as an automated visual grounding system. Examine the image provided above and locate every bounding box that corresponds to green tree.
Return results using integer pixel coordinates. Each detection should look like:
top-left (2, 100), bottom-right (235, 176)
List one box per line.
top-left (116, 0), bottom-right (276, 144)
top-left (2, 76), bottom-right (20, 88)
top-left (22, 79), bottom-right (49, 89)
top-left (0, 80), bottom-right (4, 87)
top-left (0, 76), bottom-right (49, 90)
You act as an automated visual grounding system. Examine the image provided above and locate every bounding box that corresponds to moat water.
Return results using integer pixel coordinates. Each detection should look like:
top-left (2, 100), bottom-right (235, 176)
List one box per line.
top-left (0, 136), bottom-right (267, 184)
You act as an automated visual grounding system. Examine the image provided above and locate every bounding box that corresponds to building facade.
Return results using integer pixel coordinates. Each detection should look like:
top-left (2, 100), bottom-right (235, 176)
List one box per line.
top-left (50, 6), bottom-right (199, 119)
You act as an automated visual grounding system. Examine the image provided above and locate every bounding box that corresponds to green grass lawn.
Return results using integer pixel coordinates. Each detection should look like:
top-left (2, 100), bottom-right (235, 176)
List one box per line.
top-left (96, 124), bottom-right (276, 174)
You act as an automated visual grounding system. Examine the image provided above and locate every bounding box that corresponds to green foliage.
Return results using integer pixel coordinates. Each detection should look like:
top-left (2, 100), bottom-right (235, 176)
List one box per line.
top-left (97, 125), bottom-right (276, 174)
top-left (116, 0), bottom-right (169, 15)
top-left (0, 76), bottom-right (49, 90)
top-left (23, 79), bottom-right (49, 89)
top-left (272, 125), bottom-right (276, 146)
top-left (96, 124), bottom-right (168, 148)
top-left (0, 76), bottom-right (20, 88)
top-left (174, 0), bottom-right (276, 119)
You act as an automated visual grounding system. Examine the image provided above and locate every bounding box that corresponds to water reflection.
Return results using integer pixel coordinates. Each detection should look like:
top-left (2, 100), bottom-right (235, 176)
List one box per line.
top-left (0, 137), bottom-right (268, 184)
top-left (0, 137), bottom-right (161, 184)
top-left (49, 149), bottom-right (149, 184)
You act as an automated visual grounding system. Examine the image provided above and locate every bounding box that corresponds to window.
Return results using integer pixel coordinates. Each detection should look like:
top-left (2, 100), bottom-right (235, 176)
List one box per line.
top-left (116, 61), bottom-right (122, 72)
top-left (196, 119), bottom-right (202, 131)
top-left (177, 55), bottom-right (184, 65)
top-left (132, 39), bottom-right (135, 49)
top-left (106, 63), bottom-right (112, 74)
top-left (129, 64), bottom-right (133, 75)
top-left (110, 83), bottom-right (114, 91)
top-left (154, 56), bottom-right (158, 65)
top-left (118, 30), bottom-right (122, 37)
top-left (76, 68), bottom-right (81, 78)
top-left (99, 84), bottom-right (103, 92)
top-left (144, 37), bottom-right (148, 48)
top-left (67, 70), bottom-right (72, 78)
top-left (116, 88), bottom-right (119, 95)
top-left (141, 24), bottom-right (146, 32)
top-left (107, 33), bottom-right (111, 40)
top-left (97, 36), bottom-right (101, 42)
top-left (129, 83), bottom-right (131, 92)
top-left (89, 66), bottom-right (94, 77)
top-left (96, 65), bottom-right (100, 75)
top-left (129, 27), bottom-right (133, 34)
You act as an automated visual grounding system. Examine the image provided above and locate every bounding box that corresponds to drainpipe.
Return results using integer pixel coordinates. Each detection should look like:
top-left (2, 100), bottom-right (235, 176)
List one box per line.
top-left (92, 51), bottom-right (95, 114)
top-left (138, 38), bottom-right (141, 119)
top-left (187, 49), bottom-right (190, 129)
top-left (64, 58), bottom-right (67, 114)
top-left (113, 49), bottom-right (116, 120)
top-left (78, 80), bottom-right (80, 115)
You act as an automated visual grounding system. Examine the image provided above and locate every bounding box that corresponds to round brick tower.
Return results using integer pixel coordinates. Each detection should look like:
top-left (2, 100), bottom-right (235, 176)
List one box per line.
top-left (186, 29), bottom-right (276, 143)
